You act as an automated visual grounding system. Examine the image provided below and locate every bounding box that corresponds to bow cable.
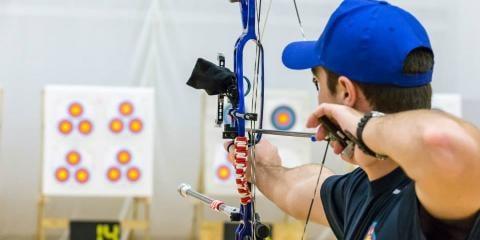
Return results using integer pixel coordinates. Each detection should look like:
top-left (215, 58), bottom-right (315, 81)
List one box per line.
top-left (251, 0), bottom-right (262, 238)
top-left (250, 0), bottom-right (272, 238)
top-left (301, 139), bottom-right (330, 240)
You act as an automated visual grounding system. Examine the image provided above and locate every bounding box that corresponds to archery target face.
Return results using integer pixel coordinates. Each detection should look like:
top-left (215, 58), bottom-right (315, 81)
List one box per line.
top-left (264, 90), bottom-right (312, 132)
top-left (263, 90), bottom-right (313, 168)
top-left (204, 143), bottom-right (237, 196)
top-left (42, 86), bottom-right (154, 197)
top-left (212, 144), bottom-right (235, 184)
top-left (50, 147), bottom-right (94, 187)
top-left (271, 105), bottom-right (296, 131)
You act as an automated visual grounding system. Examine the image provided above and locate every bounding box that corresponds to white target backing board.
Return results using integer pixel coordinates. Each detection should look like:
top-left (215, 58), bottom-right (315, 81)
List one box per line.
top-left (203, 94), bottom-right (237, 196)
top-left (432, 93), bottom-right (462, 117)
top-left (263, 90), bottom-right (314, 168)
top-left (42, 85), bottom-right (154, 197)
top-left (203, 90), bottom-right (314, 196)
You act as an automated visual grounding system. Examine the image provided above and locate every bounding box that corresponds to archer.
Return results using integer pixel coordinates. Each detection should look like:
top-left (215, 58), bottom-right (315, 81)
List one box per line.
top-left (226, 0), bottom-right (480, 239)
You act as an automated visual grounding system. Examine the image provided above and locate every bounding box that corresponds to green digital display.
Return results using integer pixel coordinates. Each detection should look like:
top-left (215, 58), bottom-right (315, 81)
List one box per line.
top-left (70, 220), bottom-right (121, 240)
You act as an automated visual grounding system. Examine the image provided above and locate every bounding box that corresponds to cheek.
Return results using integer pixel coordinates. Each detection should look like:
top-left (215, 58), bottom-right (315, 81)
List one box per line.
top-left (317, 88), bottom-right (337, 104)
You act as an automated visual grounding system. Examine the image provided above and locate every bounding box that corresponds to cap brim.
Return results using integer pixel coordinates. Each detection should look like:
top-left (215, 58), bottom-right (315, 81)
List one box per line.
top-left (282, 41), bottom-right (320, 70)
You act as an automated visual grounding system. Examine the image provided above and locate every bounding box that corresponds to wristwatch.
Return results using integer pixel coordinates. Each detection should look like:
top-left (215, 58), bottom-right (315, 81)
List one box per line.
top-left (355, 111), bottom-right (388, 160)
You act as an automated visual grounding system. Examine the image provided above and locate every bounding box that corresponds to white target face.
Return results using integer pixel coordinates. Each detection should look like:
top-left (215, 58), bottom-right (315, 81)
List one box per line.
top-left (42, 86), bottom-right (154, 197)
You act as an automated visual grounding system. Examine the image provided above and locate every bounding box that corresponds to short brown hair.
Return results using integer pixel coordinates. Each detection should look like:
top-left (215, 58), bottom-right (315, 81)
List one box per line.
top-left (325, 48), bottom-right (433, 113)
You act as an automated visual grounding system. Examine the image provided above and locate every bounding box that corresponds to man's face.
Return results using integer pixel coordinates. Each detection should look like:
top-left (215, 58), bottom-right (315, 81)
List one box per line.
top-left (312, 67), bottom-right (340, 105)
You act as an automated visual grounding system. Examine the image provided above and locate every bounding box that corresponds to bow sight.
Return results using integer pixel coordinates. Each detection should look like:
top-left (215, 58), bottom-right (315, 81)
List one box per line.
top-left (187, 55), bottom-right (258, 140)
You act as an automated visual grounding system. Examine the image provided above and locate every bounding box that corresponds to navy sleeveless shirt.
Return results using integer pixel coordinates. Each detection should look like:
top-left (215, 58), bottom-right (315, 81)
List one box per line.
top-left (321, 167), bottom-right (480, 240)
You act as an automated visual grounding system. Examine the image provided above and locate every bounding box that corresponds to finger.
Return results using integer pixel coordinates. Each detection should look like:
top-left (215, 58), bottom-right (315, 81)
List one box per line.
top-left (332, 141), bottom-right (345, 155)
top-left (315, 124), bottom-right (328, 141)
top-left (306, 103), bottom-right (337, 128)
top-left (306, 103), bottom-right (338, 128)
top-left (306, 106), bottom-right (324, 128)
top-left (224, 141), bottom-right (235, 153)
top-left (223, 141), bottom-right (235, 164)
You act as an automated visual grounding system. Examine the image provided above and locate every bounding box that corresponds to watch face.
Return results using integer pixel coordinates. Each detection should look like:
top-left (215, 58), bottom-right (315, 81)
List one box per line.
top-left (371, 111), bottom-right (385, 117)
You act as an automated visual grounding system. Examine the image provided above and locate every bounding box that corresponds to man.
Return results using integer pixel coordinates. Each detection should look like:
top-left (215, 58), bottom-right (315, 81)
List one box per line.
top-left (226, 0), bottom-right (480, 239)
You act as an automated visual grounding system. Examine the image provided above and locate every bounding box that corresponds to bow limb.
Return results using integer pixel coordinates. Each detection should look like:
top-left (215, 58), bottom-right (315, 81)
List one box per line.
top-left (233, 1), bottom-right (268, 239)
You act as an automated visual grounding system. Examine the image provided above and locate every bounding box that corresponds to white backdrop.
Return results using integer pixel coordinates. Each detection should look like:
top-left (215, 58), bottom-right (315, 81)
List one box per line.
top-left (0, 0), bottom-right (479, 239)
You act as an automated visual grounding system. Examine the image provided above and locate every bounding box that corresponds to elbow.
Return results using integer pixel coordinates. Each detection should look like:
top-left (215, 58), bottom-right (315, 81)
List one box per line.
top-left (282, 190), bottom-right (307, 220)
top-left (421, 122), bottom-right (474, 179)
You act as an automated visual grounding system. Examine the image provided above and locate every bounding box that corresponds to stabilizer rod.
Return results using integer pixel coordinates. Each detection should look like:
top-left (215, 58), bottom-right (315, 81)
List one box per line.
top-left (178, 183), bottom-right (241, 220)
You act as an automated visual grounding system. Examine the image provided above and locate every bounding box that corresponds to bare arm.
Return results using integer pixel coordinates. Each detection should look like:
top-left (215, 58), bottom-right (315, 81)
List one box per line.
top-left (364, 110), bottom-right (480, 219)
top-left (306, 104), bottom-right (480, 220)
top-left (255, 163), bottom-right (334, 225)
top-left (226, 140), bottom-right (334, 225)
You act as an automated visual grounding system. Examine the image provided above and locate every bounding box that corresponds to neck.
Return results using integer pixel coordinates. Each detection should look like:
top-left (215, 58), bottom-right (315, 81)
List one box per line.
top-left (362, 159), bottom-right (399, 181)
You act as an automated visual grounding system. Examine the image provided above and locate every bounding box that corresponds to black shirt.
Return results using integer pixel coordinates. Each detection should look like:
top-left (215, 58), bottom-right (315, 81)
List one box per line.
top-left (320, 167), bottom-right (480, 240)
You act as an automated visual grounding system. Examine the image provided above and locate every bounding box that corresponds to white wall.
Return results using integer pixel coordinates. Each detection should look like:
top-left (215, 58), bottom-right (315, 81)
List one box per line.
top-left (0, 0), bottom-right (479, 239)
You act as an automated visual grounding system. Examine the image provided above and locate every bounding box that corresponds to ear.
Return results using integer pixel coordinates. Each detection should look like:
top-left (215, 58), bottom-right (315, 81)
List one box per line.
top-left (336, 76), bottom-right (358, 107)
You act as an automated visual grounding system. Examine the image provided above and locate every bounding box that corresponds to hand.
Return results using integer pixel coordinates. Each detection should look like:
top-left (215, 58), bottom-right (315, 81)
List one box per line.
top-left (306, 103), bottom-right (378, 166)
top-left (224, 139), bottom-right (282, 181)
top-left (306, 103), bottom-right (362, 140)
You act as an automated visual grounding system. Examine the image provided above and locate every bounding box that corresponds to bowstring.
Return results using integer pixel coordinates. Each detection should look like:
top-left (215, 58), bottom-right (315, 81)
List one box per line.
top-left (250, 1), bottom-right (306, 239)
top-left (301, 139), bottom-right (330, 240)
top-left (249, 0), bottom-right (267, 238)
top-left (260, 0), bottom-right (273, 39)
top-left (292, 0), bottom-right (306, 40)
top-left (290, 1), bottom-right (324, 239)
top-left (250, 0), bottom-right (261, 238)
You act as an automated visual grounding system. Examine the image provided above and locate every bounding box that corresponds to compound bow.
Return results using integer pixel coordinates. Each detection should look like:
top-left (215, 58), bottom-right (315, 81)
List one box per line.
top-left (180, 0), bottom-right (327, 239)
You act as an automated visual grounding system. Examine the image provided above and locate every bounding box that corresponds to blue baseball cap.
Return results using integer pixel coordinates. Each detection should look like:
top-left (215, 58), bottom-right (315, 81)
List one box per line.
top-left (282, 0), bottom-right (434, 87)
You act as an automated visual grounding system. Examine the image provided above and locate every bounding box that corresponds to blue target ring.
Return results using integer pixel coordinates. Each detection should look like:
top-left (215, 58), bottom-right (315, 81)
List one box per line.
top-left (271, 105), bottom-right (296, 131)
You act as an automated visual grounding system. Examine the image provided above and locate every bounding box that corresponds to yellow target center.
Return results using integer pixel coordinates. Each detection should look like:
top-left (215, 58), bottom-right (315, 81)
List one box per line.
top-left (55, 168), bottom-right (69, 182)
top-left (76, 169), bottom-right (89, 183)
top-left (129, 119), bottom-right (143, 133)
top-left (217, 166), bottom-right (230, 180)
top-left (69, 103), bottom-right (83, 117)
top-left (59, 120), bottom-right (73, 134)
top-left (127, 168), bottom-right (140, 181)
top-left (117, 151), bottom-right (131, 165)
top-left (278, 113), bottom-right (289, 124)
top-left (107, 168), bottom-right (121, 181)
top-left (66, 151), bottom-right (81, 165)
top-left (110, 119), bottom-right (124, 133)
top-left (119, 102), bottom-right (134, 116)
top-left (79, 120), bottom-right (92, 134)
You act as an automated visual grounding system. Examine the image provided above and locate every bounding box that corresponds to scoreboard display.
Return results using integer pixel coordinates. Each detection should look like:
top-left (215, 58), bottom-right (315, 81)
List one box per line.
top-left (70, 221), bottom-right (121, 240)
